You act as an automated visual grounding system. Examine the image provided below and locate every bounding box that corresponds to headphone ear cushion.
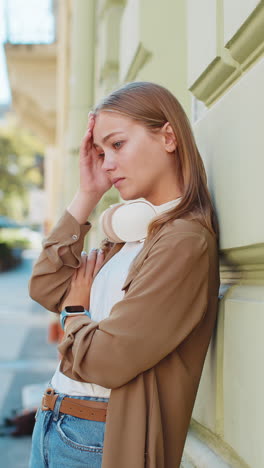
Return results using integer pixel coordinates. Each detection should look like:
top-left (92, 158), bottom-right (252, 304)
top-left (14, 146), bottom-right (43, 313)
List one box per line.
top-left (99, 203), bottom-right (125, 243)
top-left (111, 201), bottom-right (157, 242)
top-left (99, 200), bottom-right (158, 243)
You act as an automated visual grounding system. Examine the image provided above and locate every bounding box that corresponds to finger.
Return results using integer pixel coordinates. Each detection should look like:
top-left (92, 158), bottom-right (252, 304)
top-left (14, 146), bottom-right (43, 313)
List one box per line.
top-left (89, 116), bottom-right (95, 129)
top-left (80, 131), bottom-right (92, 157)
top-left (82, 114), bottom-right (96, 148)
top-left (85, 248), bottom-right (98, 277)
top-left (72, 268), bottom-right (78, 282)
top-left (79, 251), bottom-right (88, 277)
top-left (83, 128), bottom-right (93, 145)
top-left (93, 249), bottom-right (105, 277)
top-left (87, 112), bottom-right (95, 128)
top-left (82, 114), bottom-right (95, 148)
top-left (76, 253), bottom-right (87, 279)
top-left (81, 128), bottom-right (94, 156)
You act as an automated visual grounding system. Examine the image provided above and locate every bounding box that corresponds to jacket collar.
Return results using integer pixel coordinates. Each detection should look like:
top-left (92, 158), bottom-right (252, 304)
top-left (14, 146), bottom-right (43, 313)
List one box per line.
top-left (93, 215), bottom-right (195, 284)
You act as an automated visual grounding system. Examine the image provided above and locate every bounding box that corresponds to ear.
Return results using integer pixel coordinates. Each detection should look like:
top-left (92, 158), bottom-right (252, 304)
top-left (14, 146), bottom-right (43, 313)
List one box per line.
top-left (161, 122), bottom-right (177, 153)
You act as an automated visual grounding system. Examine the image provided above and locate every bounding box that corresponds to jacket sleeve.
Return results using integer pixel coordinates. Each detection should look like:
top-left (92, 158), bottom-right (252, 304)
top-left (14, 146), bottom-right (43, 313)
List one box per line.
top-left (28, 210), bottom-right (92, 313)
top-left (58, 230), bottom-right (210, 389)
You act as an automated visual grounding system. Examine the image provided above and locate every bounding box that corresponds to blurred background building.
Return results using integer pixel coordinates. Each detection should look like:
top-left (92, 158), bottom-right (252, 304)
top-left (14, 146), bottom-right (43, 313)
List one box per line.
top-left (1, 0), bottom-right (264, 467)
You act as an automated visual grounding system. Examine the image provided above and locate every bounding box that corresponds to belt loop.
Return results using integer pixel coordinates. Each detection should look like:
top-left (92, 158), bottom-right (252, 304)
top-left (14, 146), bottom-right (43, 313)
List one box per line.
top-left (53, 394), bottom-right (65, 421)
top-left (35, 407), bottom-right (40, 421)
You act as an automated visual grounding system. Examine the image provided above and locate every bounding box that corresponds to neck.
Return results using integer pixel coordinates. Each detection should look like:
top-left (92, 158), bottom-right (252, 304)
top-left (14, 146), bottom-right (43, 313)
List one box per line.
top-left (145, 191), bottom-right (183, 206)
top-left (143, 175), bottom-right (183, 206)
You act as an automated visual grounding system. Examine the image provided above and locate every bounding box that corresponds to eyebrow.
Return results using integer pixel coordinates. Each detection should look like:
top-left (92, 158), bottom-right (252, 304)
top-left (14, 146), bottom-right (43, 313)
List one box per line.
top-left (93, 131), bottom-right (124, 147)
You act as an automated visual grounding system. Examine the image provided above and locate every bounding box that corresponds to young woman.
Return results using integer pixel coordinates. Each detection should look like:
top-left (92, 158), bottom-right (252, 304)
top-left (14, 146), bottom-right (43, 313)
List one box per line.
top-left (29, 81), bottom-right (220, 468)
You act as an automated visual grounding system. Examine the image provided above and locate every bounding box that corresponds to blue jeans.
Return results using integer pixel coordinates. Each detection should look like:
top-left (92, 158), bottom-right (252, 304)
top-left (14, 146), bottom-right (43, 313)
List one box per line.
top-left (29, 391), bottom-right (109, 468)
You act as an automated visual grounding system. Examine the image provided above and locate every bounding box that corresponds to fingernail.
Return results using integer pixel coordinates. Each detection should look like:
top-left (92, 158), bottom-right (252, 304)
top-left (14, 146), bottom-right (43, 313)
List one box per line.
top-left (81, 250), bottom-right (87, 256)
top-left (98, 248), bottom-right (104, 255)
top-left (88, 248), bottom-right (97, 255)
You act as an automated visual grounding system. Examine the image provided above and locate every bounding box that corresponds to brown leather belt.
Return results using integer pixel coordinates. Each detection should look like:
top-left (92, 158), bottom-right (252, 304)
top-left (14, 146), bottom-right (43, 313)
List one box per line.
top-left (41, 387), bottom-right (108, 422)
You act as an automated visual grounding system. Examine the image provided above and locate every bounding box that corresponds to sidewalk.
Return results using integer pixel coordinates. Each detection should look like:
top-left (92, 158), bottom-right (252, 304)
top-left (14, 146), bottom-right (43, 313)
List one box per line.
top-left (0, 250), bottom-right (58, 467)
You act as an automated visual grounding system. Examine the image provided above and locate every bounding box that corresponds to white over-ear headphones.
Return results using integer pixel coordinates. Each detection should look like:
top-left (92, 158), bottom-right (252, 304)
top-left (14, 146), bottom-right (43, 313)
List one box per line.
top-left (99, 198), bottom-right (182, 243)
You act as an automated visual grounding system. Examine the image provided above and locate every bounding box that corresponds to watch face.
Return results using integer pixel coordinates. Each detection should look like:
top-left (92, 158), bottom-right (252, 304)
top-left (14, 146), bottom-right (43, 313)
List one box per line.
top-left (65, 306), bottom-right (85, 313)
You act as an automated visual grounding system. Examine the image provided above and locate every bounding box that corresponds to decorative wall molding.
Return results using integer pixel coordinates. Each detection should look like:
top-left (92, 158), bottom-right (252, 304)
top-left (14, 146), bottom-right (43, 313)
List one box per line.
top-left (220, 243), bottom-right (264, 285)
top-left (99, 60), bottom-right (119, 82)
top-left (124, 42), bottom-right (152, 82)
top-left (189, 57), bottom-right (237, 106)
top-left (189, 2), bottom-right (264, 106)
top-left (225, 1), bottom-right (264, 69)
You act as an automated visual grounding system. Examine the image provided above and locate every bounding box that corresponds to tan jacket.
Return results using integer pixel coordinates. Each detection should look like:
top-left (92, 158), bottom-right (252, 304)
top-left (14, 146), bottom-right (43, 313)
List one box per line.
top-left (29, 210), bottom-right (220, 468)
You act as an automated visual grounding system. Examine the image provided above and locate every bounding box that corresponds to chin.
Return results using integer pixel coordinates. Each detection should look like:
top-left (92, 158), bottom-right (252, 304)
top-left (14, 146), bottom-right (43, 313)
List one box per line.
top-left (119, 190), bottom-right (143, 201)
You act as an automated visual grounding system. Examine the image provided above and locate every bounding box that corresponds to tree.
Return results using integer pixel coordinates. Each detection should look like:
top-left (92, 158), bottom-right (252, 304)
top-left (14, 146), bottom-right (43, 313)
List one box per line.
top-left (0, 125), bottom-right (44, 221)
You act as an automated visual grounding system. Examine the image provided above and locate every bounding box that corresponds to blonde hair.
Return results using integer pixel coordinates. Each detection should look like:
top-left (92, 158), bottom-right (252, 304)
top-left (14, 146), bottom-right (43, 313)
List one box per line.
top-left (94, 81), bottom-right (219, 242)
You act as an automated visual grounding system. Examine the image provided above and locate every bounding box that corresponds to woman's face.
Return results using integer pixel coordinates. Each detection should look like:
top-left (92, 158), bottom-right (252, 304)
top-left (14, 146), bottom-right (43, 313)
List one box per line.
top-left (92, 111), bottom-right (180, 204)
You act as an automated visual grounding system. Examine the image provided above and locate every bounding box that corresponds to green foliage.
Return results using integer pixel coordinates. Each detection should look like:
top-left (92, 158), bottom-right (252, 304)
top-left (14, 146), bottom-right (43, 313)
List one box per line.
top-left (0, 125), bottom-right (44, 220)
top-left (0, 228), bottom-right (30, 248)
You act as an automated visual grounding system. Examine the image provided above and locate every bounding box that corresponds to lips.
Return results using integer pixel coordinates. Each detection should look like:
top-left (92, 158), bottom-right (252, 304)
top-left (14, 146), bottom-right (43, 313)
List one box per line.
top-left (112, 177), bottom-right (125, 184)
top-left (113, 177), bottom-right (125, 188)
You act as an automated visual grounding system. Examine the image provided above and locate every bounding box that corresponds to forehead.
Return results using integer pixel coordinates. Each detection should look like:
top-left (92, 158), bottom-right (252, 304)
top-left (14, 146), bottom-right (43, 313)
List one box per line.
top-left (93, 111), bottom-right (136, 142)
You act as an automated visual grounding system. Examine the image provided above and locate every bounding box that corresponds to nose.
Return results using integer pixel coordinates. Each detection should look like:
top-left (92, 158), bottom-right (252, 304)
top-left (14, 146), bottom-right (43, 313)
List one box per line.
top-left (101, 152), bottom-right (117, 172)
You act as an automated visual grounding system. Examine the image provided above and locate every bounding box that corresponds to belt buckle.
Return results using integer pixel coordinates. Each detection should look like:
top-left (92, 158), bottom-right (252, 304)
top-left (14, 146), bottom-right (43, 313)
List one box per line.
top-left (44, 387), bottom-right (56, 396)
top-left (42, 387), bottom-right (56, 410)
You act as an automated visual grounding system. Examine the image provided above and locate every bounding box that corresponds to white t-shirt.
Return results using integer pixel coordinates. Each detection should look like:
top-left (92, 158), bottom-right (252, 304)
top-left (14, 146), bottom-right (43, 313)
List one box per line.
top-left (51, 197), bottom-right (182, 397)
top-left (51, 240), bottom-right (144, 397)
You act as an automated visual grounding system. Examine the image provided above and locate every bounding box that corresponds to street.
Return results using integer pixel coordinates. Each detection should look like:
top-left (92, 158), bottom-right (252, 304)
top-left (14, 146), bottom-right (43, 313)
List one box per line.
top-left (0, 250), bottom-right (58, 467)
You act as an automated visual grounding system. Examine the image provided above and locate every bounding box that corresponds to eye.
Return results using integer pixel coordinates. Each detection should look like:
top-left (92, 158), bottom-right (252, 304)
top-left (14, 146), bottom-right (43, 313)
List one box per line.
top-left (113, 141), bottom-right (123, 149)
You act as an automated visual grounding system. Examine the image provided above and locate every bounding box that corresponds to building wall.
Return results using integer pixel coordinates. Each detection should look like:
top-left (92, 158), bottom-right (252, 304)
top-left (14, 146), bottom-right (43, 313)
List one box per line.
top-left (185, 2), bottom-right (264, 467)
top-left (54, 1), bottom-right (264, 466)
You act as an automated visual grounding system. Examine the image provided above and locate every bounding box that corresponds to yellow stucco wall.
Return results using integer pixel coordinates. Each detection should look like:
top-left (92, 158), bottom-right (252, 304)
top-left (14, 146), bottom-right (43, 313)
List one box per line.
top-left (185, 2), bottom-right (264, 467)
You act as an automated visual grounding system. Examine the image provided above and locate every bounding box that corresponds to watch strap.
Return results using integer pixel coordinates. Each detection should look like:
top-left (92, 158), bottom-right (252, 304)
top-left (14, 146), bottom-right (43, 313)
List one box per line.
top-left (60, 309), bottom-right (91, 331)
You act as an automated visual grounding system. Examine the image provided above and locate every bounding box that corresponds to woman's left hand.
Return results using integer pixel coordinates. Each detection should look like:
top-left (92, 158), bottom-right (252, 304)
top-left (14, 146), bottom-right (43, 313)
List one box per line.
top-left (61, 248), bottom-right (105, 329)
